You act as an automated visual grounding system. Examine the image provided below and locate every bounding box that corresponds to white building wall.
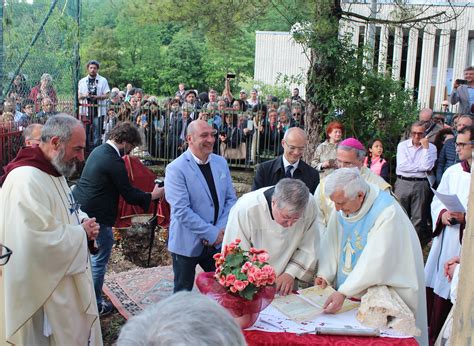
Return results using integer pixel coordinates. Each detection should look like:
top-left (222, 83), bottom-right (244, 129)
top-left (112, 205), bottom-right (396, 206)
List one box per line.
top-left (254, 31), bottom-right (310, 98)
top-left (254, 3), bottom-right (474, 112)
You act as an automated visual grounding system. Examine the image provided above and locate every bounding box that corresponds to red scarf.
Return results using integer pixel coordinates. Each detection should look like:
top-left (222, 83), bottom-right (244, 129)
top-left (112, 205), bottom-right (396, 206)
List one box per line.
top-left (461, 160), bottom-right (470, 173)
top-left (1, 146), bottom-right (60, 186)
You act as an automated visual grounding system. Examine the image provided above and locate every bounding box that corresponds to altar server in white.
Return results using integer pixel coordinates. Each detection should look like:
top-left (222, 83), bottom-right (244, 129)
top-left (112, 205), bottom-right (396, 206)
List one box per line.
top-left (223, 178), bottom-right (318, 296)
top-left (425, 125), bottom-right (473, 345)
top-left (0, 114), bottom-right (102, 345)
top-left (316, 168), bottom-right (427, 345)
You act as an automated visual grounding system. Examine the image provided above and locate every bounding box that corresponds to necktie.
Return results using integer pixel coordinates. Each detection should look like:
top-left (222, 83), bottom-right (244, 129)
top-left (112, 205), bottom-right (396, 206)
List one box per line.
top-left (285, 165), bottom-right (293, 178)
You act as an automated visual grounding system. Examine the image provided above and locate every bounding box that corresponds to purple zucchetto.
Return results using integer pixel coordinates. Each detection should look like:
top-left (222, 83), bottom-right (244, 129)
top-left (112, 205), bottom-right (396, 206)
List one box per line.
top-left (338, 138), bottom-right (365, 151)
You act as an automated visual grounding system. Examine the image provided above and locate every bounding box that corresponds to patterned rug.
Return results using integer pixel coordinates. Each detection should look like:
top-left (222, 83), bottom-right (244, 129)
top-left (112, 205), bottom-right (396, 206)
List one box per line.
top-left (103, 266), bottom-right (175, 319)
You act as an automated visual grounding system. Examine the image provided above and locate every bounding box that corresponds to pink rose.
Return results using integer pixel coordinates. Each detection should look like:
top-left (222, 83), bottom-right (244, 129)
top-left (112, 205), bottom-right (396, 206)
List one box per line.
top-left (257, 253), bottom-right (269, 263)
top-left (218, 275), bottom-right (226, 286)
top-left (233, 280), bottom-right (248, 292)
top-left (230, 286), bottom-right (238, 293)
top-left (235, 239), bottom-right (241, 244)
top-left (225, 274), bottom-right (236, 287)
top-left (241, 261), bottom-right (253, 274)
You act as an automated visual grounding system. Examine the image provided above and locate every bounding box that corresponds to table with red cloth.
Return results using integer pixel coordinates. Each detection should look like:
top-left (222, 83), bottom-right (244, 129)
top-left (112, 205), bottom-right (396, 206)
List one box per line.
top-left (243, 330), bottom-right (418, 345)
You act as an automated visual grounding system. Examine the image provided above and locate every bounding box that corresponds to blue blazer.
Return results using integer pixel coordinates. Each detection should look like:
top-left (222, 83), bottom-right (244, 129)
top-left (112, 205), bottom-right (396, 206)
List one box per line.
top-left (165, 150), bottom-right (237, 257)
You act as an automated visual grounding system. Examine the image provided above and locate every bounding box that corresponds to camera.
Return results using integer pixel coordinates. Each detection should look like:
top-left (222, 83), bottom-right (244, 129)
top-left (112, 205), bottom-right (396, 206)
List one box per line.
top-left (226, 72), bottom-right (236, 79)
top-left (154, 179), bottom-right (164, 188)
top-left (456, 79), bottom-right (468, 85)
top-left (448, 218), bottom-right (459, 225)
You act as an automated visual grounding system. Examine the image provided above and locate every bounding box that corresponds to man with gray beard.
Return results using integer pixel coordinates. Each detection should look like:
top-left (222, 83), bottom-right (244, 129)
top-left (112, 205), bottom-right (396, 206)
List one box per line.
top-left (0, 114), bottom-right (103, 345)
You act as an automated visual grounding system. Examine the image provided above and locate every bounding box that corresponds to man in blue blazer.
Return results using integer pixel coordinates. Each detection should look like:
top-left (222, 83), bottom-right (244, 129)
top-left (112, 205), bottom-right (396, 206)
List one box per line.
top-left (165, 119), bottom-right (237, 292)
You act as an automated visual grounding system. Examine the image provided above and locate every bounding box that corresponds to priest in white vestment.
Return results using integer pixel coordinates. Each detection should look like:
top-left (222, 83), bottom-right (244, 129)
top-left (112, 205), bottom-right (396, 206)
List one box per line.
top-left (315, 138), bottom-right (391, 238)
top-left (316, 168), bottom-right (428, 345)
top-left (0, 114), bottom-right (102, 345)
top-left (223, 178), bottom-right (318, 296)
top-left (425, 125), bottom-right (472, 345)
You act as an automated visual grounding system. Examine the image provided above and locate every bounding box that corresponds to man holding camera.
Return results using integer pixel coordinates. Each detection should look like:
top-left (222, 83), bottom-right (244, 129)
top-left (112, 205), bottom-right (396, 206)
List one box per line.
top-left (73, 122), bottom-right (164, 316)
top-left (78, 60), bottom-right (110, 150)
top-left (450, 66), bottom-right (474, 115)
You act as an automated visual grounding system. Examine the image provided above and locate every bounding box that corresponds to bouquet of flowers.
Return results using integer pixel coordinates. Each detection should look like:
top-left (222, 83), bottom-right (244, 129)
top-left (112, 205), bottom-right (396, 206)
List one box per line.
top-left (196, 239), bottom-right (276, 328)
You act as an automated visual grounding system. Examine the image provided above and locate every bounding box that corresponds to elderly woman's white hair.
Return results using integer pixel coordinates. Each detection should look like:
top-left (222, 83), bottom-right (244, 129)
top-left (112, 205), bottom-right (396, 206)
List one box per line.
top-left (117, 292), bottom-right (246, 346)
top-left (324, 168), bottom-right (369, 199)
top-left (40, 73), bottom-right (53, 83)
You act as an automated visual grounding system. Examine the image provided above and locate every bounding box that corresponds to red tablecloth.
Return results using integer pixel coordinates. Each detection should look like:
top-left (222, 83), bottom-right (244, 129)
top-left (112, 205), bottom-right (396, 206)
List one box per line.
top-left (243, 330), bottom-right (418, 345)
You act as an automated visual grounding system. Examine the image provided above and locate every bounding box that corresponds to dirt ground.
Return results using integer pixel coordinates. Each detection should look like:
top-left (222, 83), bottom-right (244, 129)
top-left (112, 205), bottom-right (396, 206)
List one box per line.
top-left (101, 228), bottom-right (172, 345)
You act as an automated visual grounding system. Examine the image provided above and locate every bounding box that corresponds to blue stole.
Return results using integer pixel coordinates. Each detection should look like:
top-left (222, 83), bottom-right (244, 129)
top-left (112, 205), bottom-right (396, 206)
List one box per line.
top-left (335, 190), bottom-right (392, 289)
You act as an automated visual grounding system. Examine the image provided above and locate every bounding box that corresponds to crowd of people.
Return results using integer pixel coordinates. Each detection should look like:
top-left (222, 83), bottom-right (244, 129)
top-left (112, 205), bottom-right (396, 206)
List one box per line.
top-left (0, 62), bottom-right (473, 346)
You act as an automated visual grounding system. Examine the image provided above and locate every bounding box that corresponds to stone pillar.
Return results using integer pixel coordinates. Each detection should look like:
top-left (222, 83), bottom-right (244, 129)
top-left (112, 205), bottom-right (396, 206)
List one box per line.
top-left (434, 30), bottom-right (450, 111)
top-left (391, 27), bottom-right (403, 80)
top-left (378, 25), bottom-right (389, 74)
top-left (405, 29), bottom-right (419, 90)
top-left (418, 25), bottom-right (436, 108)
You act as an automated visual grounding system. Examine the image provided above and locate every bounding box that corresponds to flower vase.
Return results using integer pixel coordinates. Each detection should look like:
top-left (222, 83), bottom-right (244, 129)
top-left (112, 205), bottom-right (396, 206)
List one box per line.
top-left (196, 272), bottom-right (276, 330)
top-left (233, 312), bottom-right (260, 329)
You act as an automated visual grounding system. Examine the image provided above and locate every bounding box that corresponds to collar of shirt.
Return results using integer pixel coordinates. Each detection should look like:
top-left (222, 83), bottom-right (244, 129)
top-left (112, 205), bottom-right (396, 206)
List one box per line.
top-left (407, 140), bottom-right (423, 150)
top-left (190, 151), bottom-right (210, 165)
top-left (106, 140), bottom-right (121, 157)
top-left (282, 155), bottom-right (299, 171)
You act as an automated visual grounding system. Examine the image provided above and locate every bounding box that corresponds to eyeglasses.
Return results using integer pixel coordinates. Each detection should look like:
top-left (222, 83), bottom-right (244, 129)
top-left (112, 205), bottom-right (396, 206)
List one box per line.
top-left (0, 244), bottom-right (13, 266)
top-left (292, 113), bottom-right (301, 116)
top-left (455, 141), bottom-right (472, 149)
top-left (284, 140), bottom-right (305, 152)
top-left (411, 131), bottom-right (425, 137)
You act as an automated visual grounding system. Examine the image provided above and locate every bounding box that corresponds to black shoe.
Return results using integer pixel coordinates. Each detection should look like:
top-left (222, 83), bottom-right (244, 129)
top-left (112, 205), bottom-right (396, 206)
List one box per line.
top-left (98, 301), bottom-right (114, 317)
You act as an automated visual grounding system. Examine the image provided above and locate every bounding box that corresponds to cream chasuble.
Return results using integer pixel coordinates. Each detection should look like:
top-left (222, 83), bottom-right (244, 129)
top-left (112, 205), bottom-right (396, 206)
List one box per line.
top-left (317, 184), bottom-right (428, 345)
top-left (0, 166), bottom-right (102, 345)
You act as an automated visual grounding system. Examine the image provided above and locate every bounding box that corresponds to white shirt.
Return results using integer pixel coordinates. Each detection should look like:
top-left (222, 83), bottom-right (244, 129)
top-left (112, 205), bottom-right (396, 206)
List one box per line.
top-left (396, 139), bottom-right (437, 178)
top-left (282, 155), bottom-right (299, 176)
top-left (78, 73), bottom-right (110, 117)
top-left (106, 140), bottom-right (120, 157)
top-left (190, 150), bottom-right (211, 165)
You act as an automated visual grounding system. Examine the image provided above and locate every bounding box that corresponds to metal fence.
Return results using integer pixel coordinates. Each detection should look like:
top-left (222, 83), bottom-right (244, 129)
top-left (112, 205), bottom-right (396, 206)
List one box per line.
top-left (1, 0), bottom-right (80, 110)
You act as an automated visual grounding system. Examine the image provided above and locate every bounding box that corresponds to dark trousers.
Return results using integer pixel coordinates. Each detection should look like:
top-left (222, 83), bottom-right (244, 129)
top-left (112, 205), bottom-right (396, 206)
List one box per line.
top-left (426, 287), bottom-right (452, 346)
top-left (171, 247), bottom-right (218, 293)
top-left (394, 178), bottom-right (433, 246)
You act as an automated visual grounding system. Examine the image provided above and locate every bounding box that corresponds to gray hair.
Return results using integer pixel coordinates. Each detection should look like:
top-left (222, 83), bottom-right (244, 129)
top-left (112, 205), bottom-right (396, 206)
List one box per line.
top-left (117, 292), bottom-right (246, 346)
top-left (23, 123), bottom-right (43, 141)
top-left (41, 113), bottom-right (82, 143)
top-left (324, 168), bottom-right (368, 199)
top-left (336, 145), bottom-right (366, 162)
top-left (411, 120), bottom-right (426, 129)
top-left (40, 73), bottom-right (52, 82)
top-left (273, 178), bottom-right (309, 214)
top-left (277, 105), bottom-right (290, 119)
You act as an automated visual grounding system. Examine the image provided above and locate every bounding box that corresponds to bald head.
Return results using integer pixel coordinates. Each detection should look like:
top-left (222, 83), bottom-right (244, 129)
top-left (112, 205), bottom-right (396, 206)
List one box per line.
top-left (282, 127), bottom-right (307, 164)
top-left (187, 120), bottom-right (216, 161)
top-left (24, 123), bottom-right (43, 146)
top-left (419, 108), bottom-right (433, 122)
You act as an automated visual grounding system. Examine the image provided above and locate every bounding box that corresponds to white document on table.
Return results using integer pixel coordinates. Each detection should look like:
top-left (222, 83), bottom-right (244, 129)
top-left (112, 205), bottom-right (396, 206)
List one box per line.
top-left (431, 189), bottom-right (466, 212)
top-left (248, 305), bottom-right (412, 338)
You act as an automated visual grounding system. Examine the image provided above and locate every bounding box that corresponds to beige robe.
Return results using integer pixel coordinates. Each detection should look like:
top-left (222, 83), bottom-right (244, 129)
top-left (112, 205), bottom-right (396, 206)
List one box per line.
top-left (223, 187), bottom-right (318, 282)
top-left (317, 184), bottom-right (428, 345)
top-left (315, 166), bottom-right (391, 237)
top-left (0, 166), bottom-right (102, 345)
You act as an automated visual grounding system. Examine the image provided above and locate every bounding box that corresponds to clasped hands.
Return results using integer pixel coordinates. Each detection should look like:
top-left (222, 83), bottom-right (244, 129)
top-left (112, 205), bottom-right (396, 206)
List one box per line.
top-left (441, 211), bottom-right (465, 226)
top-left (314, 276), bottom-right (346, 314)
top-left (82, 217), bottom-right (100, 240)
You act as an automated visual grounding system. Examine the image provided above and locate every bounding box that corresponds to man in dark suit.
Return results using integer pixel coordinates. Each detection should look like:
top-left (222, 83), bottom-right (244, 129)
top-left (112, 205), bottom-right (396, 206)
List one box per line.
top-left (73, 121), bottom-right (164, 316)
top-left (252, 127), bottom-right (319, 194)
